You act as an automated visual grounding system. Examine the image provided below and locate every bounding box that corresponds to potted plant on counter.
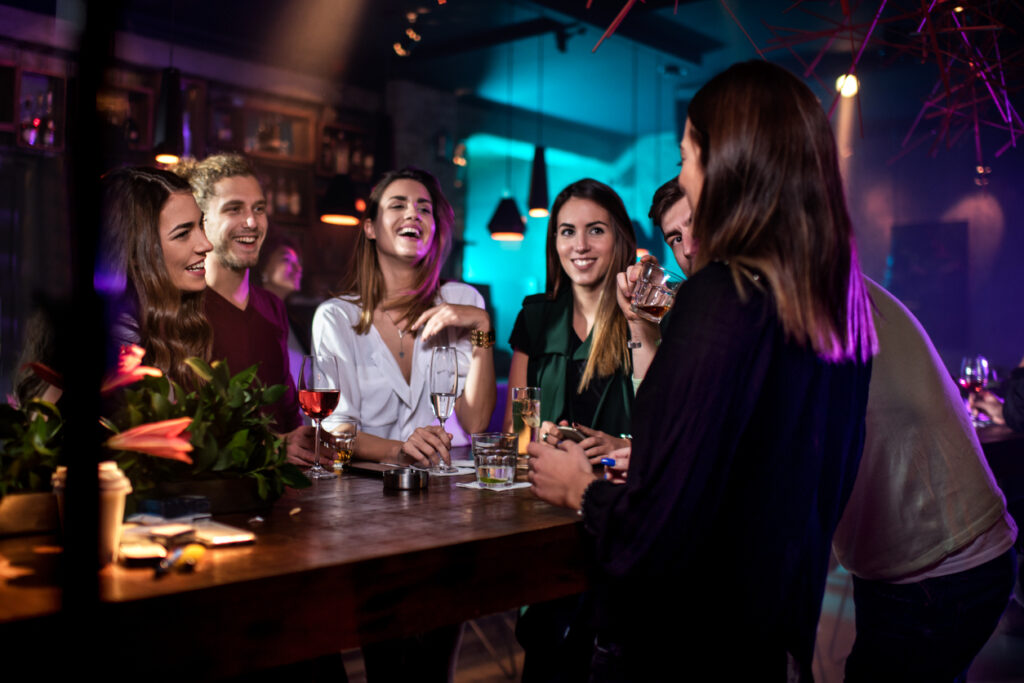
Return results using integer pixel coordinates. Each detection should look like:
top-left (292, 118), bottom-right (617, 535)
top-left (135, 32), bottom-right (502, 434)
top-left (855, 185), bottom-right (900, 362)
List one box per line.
top-left (1, 345), bottom-right (310, 530)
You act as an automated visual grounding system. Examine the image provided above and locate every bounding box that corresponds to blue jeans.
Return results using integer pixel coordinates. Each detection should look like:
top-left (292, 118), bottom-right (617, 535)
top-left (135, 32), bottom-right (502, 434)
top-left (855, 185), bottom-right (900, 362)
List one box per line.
top-left (845, 547), bottom-right (1017, 683)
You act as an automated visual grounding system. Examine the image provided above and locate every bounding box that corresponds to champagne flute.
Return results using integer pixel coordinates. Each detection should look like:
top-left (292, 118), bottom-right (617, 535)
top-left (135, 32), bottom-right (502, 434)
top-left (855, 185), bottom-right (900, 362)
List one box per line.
top-left (959, 355), bottom-right (991, 427)
top-left (298, 354), bottom-right (341, 480)
top-left (428, 346), bottom-right (459, 474)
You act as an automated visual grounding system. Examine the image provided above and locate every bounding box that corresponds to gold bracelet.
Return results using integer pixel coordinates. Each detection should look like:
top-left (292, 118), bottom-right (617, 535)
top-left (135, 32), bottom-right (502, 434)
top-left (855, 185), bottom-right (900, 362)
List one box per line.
top-left (470, 329), bottom-right (495, 348)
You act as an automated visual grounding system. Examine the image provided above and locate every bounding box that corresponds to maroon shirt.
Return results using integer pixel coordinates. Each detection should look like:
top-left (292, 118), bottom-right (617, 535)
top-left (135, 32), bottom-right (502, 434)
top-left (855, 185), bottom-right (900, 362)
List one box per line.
top-left (204, 284), bottom-right (301, 432)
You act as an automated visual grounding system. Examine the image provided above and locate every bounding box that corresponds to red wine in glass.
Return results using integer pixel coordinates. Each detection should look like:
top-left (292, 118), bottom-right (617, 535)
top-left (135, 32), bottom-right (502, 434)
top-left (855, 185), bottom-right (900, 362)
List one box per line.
top-left (299, 389), bottom-right (340, 420)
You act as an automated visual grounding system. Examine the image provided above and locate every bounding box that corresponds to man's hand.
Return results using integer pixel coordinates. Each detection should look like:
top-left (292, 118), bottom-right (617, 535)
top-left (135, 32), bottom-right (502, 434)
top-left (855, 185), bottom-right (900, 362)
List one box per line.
top-left (282, 425), bottom-right (317, 466)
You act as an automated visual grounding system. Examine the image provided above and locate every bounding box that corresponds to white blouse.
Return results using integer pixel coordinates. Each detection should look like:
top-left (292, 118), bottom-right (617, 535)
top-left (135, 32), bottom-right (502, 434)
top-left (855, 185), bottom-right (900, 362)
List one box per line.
top-left (312, 281), bottom-right (483, 446)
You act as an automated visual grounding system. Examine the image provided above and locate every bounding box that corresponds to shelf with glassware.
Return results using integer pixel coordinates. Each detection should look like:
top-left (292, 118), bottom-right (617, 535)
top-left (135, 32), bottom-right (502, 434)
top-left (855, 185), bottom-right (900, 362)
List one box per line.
top-left (14, 68), bottom-right (66, 153)
top-left (95, 66), bottom-right (154, 158)
top-left (254, 160), bottom-right (314, 227)
top-left (318, 121), bottom-right (377, 182)
top-left (208, 92), bottom-right (317, 165)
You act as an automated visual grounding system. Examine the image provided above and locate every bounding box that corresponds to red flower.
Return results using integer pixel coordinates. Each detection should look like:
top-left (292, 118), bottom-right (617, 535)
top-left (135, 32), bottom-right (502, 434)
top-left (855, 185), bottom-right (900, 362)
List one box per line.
top-left (105, 417), bottom-right (194, 464)
top-left (101, 344), bottom-right (162, 393)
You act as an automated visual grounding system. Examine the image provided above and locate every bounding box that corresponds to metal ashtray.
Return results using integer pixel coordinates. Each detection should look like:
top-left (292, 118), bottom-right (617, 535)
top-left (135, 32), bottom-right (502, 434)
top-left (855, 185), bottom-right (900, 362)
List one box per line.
top-left (383, 467), bottom-right (429, 491)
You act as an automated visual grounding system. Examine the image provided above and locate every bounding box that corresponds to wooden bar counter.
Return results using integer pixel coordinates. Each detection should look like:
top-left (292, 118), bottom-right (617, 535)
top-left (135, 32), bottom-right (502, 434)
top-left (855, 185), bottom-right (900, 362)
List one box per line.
top-left (0, 466), bottom-right (588, 678)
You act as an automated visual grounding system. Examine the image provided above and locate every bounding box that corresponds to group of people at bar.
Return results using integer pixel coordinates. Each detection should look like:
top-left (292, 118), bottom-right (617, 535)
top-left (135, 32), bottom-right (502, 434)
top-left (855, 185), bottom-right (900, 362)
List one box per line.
top-left (18, 59), bottom-right (1019, 681)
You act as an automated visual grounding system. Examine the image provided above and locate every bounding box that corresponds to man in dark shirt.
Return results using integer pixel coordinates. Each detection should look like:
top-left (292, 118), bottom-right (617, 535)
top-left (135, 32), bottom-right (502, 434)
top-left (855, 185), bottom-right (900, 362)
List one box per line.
top-left (182, 153), bottom-right (314, 464)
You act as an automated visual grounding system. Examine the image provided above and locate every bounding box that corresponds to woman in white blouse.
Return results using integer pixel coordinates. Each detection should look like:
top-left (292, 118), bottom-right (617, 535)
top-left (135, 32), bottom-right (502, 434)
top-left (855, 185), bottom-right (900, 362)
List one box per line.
top-left (313, 167), bottom-right (496, 467)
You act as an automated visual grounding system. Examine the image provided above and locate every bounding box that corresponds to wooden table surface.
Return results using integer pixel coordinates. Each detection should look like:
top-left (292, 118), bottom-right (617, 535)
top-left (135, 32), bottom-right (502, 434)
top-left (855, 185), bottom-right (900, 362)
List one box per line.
top-left (0, 464), bottom-right (588, 679)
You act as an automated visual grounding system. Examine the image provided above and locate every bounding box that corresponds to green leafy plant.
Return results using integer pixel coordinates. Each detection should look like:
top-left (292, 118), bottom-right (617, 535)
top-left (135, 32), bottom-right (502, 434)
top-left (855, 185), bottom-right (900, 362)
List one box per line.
top-left (2, 346), bottom-right (310, 503)
top-left (0, 399), bottom-right (62, 496)
top-left (104, 356), bottom-right (310, 502)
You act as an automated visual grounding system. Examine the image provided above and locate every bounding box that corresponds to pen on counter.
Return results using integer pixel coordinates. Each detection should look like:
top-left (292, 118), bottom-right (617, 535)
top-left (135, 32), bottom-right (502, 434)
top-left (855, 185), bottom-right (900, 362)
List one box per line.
top-left (156, 543), bottom-right (205, 577)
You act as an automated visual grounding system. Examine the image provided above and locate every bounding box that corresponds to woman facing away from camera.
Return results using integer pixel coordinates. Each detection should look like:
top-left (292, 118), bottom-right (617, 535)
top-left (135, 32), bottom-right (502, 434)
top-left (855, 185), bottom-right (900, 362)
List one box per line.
top-left (99, 166), bottom-right (213, 388)
top-left (529, 60), bottom-right (877, 681)
top-left (312, 166), bottom-right (496, 466)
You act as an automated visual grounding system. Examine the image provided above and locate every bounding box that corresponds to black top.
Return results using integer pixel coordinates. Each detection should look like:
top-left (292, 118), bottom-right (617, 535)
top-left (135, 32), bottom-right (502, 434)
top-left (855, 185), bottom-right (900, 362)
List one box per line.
top-left (582, 262), bottom-right (872, 680)
top-left (509, 287), bottom-right (633, 437)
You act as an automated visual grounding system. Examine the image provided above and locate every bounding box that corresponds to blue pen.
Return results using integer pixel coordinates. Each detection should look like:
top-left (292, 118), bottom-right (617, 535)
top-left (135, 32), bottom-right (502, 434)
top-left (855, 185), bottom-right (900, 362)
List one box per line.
top-left (599, 457), bottom-right (616, 467)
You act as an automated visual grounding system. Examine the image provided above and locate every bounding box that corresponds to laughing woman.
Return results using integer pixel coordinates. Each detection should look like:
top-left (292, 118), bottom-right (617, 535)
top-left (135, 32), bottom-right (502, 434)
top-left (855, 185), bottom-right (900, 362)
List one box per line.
top-left (313, 167), bottom-right (496, 468)
top-left (100, 166), bottom-right (213, 388)
top-left (529, 61), bottom-right (877, 681)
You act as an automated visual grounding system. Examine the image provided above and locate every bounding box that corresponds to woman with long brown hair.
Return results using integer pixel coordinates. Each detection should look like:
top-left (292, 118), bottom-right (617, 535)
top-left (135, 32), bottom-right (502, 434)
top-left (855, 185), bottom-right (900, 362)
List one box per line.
top-left (503, 179), bottom-right (638, 459)
top-left (529, 60), bottom-right (877, 681)
top-left (313, 167), bottom-right (495, 467)
top-left (100, 166), bottom-right (212, 389)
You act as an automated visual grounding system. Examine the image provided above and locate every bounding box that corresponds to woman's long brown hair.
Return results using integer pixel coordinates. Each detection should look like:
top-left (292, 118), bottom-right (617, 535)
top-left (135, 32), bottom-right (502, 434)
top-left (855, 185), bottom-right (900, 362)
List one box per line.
top-left (100, 167), bottom-right (212, 388)
top-left (340, 167), bottom-right (455, 334)
top-left (686, 61), bottom-right (876, 362)
top-left (545, 178), bottom-right (637, 392)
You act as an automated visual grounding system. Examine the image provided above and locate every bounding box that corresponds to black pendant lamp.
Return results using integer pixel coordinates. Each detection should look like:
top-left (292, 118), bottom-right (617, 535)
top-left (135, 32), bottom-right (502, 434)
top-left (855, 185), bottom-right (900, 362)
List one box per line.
top-left (527, 146), bottom-right (549, 218)
top-left (153, 67), bottom-right (183, 165)
top-left (320, 174), bottom-right (362, 226)
top-left (488, 197), bottom-right (525, 241)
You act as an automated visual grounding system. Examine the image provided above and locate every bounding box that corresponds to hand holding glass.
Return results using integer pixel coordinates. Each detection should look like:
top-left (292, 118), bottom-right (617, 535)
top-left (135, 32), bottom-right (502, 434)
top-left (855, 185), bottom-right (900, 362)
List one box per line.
top-left (959, 355), bottom-right (991, 427)
top-left (298, 354), bottom-right (340, 480)
top-left (429, 346), bottom-right (459, 473)
top-left (630, 262), bottom-right (682, 323)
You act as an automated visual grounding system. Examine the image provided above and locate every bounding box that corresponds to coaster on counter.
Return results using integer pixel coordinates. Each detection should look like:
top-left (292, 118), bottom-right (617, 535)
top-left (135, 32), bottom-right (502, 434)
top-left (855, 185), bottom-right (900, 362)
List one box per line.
top-left (457, 481), bottom-right (531, 491)
top-left (451, 459), bottom-right (475, 468)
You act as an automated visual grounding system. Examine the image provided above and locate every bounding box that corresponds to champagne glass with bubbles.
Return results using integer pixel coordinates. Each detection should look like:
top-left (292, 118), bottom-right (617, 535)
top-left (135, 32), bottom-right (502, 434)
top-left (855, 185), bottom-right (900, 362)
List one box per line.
top-left (429, 346), bottom-right (459, 473)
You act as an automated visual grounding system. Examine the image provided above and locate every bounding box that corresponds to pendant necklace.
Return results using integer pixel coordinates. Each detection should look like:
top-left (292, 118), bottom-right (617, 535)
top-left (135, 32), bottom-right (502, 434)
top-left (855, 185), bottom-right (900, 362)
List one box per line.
top-left (382, 308), bottom-right (408, 358)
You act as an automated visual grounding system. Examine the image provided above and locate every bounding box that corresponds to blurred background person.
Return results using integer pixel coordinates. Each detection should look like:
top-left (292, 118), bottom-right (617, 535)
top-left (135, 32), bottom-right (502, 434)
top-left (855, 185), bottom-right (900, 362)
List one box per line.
top-left (257, 234), bottom-right (308, 388)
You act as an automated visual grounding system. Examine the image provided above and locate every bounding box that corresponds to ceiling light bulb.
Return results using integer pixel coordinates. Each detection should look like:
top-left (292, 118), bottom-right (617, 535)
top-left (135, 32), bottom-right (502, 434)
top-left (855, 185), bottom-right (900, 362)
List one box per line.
top-left (835, 74), bottom-right (859, 98)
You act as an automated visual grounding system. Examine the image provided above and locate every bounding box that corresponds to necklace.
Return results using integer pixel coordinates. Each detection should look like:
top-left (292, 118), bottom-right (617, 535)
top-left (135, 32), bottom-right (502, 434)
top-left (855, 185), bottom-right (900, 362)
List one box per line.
top-left (381, 308), bottom-right (408, 358)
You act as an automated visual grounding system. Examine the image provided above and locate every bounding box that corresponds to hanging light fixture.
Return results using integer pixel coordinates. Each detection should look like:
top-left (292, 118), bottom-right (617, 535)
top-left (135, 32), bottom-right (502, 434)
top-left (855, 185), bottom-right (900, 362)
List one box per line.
top-left (528, 146), bottom-right (549, 218)
top-left (489, 17), bottom-right (525, 241)
top-left (153, 66), bottom-right (183, 165)
top-left (320, 174), bottom-right (362, 226)
top-left (489, 198), bottom-right (526, 241)
top-left (527, 31), bottom-right (549, 218)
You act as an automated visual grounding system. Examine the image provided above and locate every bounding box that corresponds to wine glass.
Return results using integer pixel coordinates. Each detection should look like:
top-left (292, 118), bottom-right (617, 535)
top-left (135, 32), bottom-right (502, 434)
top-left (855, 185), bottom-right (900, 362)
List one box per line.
top-left (298, 354), bottom-right (341, 480)
top-left (428, 346), bottom-right (459, 474)
top-left (959, 355), bottom-right (991, 427)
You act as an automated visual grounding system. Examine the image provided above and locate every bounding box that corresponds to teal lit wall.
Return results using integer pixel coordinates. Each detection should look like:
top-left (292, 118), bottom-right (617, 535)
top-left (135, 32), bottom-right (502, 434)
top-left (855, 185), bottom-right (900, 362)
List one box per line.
top-left (462, 130), bottom-right (681, 364)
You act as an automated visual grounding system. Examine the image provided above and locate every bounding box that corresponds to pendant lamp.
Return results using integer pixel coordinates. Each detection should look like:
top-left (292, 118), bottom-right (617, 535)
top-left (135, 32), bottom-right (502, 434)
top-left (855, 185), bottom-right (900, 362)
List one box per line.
top-left (153, 67), bottom-right (183, 165)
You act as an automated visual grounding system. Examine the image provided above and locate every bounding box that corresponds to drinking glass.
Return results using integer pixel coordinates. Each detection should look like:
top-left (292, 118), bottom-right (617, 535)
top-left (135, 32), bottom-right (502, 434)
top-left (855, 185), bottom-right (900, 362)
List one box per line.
top-left (511, 386), bottom-right (541, 468)
top-left (328, 420), bottom-right (358, 473)
top-left (630, 262), bottom-right (683, 323)
top-left (429, 346), bottom-right (459, 474)
top-left (959, 355), bottom-right (991, 427)
top-left (471, 432), bottom-right (517, 488)
top-left (298, 354), bottom-right (341, 480)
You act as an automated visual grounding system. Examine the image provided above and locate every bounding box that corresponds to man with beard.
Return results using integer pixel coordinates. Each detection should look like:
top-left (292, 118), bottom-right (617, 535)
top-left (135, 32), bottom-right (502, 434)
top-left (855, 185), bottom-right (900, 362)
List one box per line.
top-left (177, 154), bottom-right (314, 463)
